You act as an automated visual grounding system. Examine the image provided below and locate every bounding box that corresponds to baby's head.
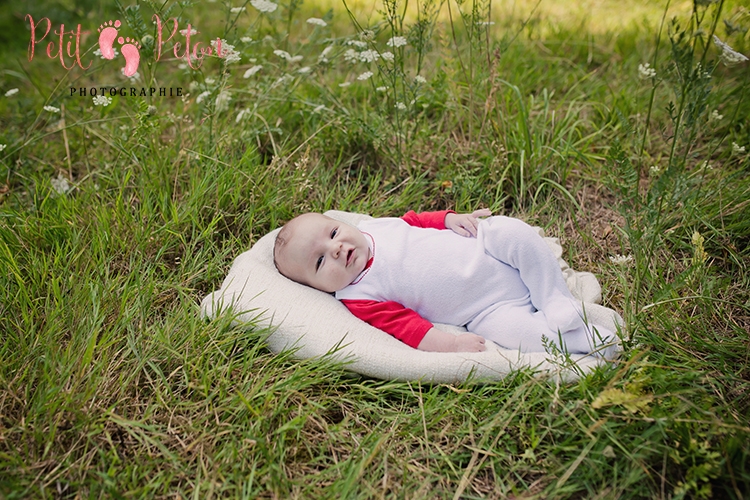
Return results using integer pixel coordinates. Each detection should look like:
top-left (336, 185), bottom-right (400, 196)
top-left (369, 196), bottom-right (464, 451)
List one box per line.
top-left (274, 213), bottom-right (371, 293)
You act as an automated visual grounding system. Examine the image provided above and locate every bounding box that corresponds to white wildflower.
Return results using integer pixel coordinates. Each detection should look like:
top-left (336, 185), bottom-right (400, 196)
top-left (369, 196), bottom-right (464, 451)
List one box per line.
top-left (359, 49), bottom-right (380, 62)
top-left (414, 75), bottom-right (426, 84)
top-left (274, 75), bottom-right (292, 86)
top-left (339, 82), bottom-right (351, 87)
top-left (288, 55), bottom-right (303, 63)
top-left (395, 101), bottom-right (407, 110)
top-left (609, 254), bottom-right (633, 265)
top-left (241, 36), bottom-right (253, 43)
top-left (121, 68), bottom-right (140, 80)
top-left (215, 91), bottom-right (232, 112)
top-left (713, 35), bottom-right (748, 66)
top-left (274, 49), bottom-right (291, 60)
top-left (196, 90), bottom-right (211, 103)
top-left (360, 30), bottom-right (374, 41)
top-left (732, 142), bottom-right (746, 155)
top-left (347, 40), bottom-right (368, 48)
top-left (306, 17), bottom-right (327, 27)
top-left (225, 51), bottom-right (242, 64)
top-left (477, 21), bottom-right (495, 26)
top-left (5, 88), bottom-right (19, 97)
top-left (318, 45), bottom-right (334, 63)
top-left (387, 36), bottom-right (407, 48)
top-left (51, 174), bottom-right (72, 195)
top-left (205, 78), bottom-right (216, 85)
top-left (251, 0), bottom-right (278, 13)
top-left (180, 27), bottom-right (198, 36)
top-left (43, 105), bottom-right (60, 113)
top-left (94, 47), bottom-right (119, 58)
top-left (243, 65), bottom-right (263, 78)
top-left (649, 165), bottom-right (661, 176)
top-left (638, 62), bottom-right (657, 80)
top-left (178, 63), bottom-right (188, 70)
top-left (298, 66), bottom-right (312, 74)
top-left (381, 51), bottom-right (394, 62)
top-left (0, 144), bottom-right (6, 151)
top-left (357, 71), bottom-right (373, 80)
top-left (236, 109), bottom-right (249, 123)
top-left (313, 104), bottom-right (326, 113)
top-left (710, 109), bottom-right (723, 121)
top-left (230, 6), bottom-right (246, 13)
top-left (212, 39), bottom-right (240, 64)
top-left (376, 86), bottom-right (388, 92)
top-left (700, 161), bottom-right (713, 171)
top-left (92, 95), bottom-right (112, 106)
top-left (343, 49), bottom-right (359, 64)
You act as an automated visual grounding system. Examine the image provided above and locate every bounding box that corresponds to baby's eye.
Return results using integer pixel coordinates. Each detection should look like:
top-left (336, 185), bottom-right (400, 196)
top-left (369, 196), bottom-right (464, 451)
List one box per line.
top-left (315, 255), bottom-right (323, 271)
top-left (331, 228), bottom-right (338, 238)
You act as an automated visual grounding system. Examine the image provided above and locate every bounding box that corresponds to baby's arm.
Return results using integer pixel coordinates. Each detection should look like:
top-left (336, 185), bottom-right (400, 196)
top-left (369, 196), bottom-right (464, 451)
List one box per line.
top-left (418, 327), bottom-right (486, 352)
top-left (341, 299), bottom-right (486, 353)
top-left (402, 209), bottom-right (492, 237)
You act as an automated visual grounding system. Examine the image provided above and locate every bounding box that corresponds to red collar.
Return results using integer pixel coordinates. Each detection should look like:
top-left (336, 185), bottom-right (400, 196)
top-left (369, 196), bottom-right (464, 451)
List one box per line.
top-left (348, 231), bottom-right (374, 285)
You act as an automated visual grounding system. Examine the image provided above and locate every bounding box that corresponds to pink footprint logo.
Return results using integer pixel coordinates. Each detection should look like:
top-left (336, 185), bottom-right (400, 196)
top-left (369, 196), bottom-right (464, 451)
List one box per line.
top-left (117, 36), bottom-right (141, 77)
top-left (97, 19), bottom-right (141, 77)
top-left (97, 20), bottom-right (121, 59)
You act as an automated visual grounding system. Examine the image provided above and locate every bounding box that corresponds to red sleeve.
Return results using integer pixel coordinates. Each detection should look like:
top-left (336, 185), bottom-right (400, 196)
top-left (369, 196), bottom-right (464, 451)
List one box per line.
top-left (401, 210), bottom-right (455, 229)
top-left (340, 299), bottom-right (432, 349)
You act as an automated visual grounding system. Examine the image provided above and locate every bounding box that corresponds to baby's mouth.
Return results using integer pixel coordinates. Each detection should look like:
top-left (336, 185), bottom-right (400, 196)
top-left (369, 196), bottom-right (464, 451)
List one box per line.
top-left (346, 248), bottom-right (354, 266)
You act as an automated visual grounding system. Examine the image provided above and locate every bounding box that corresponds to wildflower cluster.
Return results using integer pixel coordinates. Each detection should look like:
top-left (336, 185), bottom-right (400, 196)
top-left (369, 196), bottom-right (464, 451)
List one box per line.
top-left (712, 35), bottom-right (749, 66)
top-left (387, 36), bottom-right (407, 48)
top-left (250, 0), bottom-right (277, 13)
top-left (306, 18), bottom-right (327, 27)
top-left (609, 254), bottom-right (634, 265)
top-left (243, 65), bottom-right (263, 78)
top-left (211, 39), bottom-right (241, 64)
top-left (50, 174), bottom-right (72, 195)
top-left (638, 62), bottom-right (657, 80)
top-left (93, 95), bottom-right (112, 106)
top-left (274, 50), bottom-right (303, 63)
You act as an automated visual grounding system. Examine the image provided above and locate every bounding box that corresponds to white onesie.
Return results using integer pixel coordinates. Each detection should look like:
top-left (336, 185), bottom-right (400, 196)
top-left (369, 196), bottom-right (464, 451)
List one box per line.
top-left (335, 212), bottom-right (616, 354)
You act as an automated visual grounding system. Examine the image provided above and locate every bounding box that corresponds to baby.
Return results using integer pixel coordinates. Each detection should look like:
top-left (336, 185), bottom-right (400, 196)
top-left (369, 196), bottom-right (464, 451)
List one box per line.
top-left (273, 209), bottom-right (616, 355)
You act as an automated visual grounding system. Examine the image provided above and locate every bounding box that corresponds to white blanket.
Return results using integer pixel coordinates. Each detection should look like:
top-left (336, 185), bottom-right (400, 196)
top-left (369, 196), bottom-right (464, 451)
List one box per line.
top-left (201, 211), bottom-right (624, 383)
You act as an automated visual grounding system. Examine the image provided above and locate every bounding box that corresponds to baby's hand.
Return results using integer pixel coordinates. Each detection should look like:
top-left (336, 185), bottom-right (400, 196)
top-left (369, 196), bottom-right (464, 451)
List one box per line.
top-left (445, 209), bottom-right (492, 238)
top-left (453, 333), bottom-right (487, 352)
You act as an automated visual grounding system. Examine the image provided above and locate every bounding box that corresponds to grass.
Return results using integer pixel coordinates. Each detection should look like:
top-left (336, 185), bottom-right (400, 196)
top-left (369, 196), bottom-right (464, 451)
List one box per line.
top-left (1, 0), bottom-right (749, 497)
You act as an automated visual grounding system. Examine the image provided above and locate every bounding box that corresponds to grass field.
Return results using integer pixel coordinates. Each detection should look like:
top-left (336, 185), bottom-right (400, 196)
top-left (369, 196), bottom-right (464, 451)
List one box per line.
top-left (1, 0), bottom-right (749, 497)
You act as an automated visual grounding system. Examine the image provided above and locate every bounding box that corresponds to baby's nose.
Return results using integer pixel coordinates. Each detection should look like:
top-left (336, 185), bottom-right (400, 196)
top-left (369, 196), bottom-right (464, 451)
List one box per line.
top-left (329, 241), bottom-right (342, 257)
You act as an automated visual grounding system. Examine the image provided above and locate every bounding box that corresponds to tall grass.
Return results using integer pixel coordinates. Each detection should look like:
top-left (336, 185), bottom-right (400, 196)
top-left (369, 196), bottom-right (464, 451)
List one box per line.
top-left (1, 0), bottom-right (749, 497)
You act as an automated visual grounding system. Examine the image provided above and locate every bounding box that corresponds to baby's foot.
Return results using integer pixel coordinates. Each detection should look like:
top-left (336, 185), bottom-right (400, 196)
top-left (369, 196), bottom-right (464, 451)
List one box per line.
top-left (117, 37), bottom-right (141, 77)
top-left (543, 298), bottom-right (585, 333)
top-left (97, 20), bottom-right (121, 60)
top-left (558, 323), bottom-right (619, 358)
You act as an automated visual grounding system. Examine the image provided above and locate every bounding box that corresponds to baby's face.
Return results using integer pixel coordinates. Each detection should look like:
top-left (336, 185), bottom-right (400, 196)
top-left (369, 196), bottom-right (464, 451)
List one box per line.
top-left (277, 213), bottom-right (371, 293)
